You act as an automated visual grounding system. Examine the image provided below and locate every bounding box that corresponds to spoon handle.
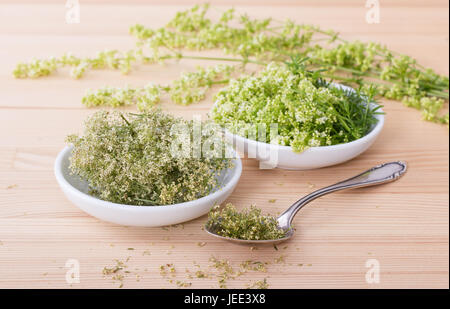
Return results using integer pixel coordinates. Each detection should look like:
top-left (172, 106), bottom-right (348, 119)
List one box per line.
top-left (277, 161), bottom-right (407, 229)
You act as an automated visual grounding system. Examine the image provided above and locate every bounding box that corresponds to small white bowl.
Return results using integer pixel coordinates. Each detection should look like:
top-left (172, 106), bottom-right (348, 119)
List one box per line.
top-left (218, 84), bottom-right (384, 170)
top-left (224, 107), bottom-right (383, 170)
top-left (54, 146), bottom-right (242, 227)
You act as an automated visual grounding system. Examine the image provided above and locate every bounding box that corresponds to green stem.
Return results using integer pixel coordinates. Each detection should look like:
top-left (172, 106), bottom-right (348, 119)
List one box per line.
top-left (179, 55), bottom-right (266, 66)
top-left (428, 90), bottom-right (449, 99)
top-left (211, 79), bottom-right (229, 85)
top-left (322, 74), bottom-right (360, 84)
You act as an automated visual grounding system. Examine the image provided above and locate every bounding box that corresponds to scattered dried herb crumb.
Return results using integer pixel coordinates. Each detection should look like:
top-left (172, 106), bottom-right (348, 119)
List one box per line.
top-left (102, 261), bottom-right (124, 275)
top-left (158, 254), bottom-right (287, 289)
top-left (197, 242), bottom-right (207, 247)
top-left (195, 270), bottom-right (209, 278)
top-left (176, 280), bottom-right (192, 288)
top-left (268, 199), bottom-right (276, 203)
top-left (307, 182), bottom-right (316, 189)
top-left (103, 259), bottom-right (130, 288)
top-left (275, 255), bottom-right (286, 264)
top-left (247, 278), bottom-right (269, 289)
top-left (160, 263), bottom-right (176, 277)
top-left (240, 260), bottom-right (268, 273)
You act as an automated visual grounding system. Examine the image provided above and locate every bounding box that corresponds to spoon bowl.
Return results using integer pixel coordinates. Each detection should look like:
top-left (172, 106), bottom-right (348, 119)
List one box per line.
top-left (204, 224), bottom-right (294, 245)
top-left (205, 161), bottom-right (407, 245)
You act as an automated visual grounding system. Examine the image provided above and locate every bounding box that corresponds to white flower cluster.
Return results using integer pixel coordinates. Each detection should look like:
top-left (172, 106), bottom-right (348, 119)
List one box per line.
top-left (213, 63), bottom-right (377, 152)
top-left (169, 64), bottom-right (235, 105)
top-left (13, 49), bottom-right (141, 79)
top-left (82, 83), bottom-right (161, 111)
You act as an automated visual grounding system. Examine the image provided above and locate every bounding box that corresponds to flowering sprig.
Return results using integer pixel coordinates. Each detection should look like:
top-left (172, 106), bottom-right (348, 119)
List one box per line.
top-left (81, 64), bottom-right (236, 108)
top-left (13, 58), bottom-right (59, 78)
top-left (82, 83), bottom-right (161, 111)
top-left (13, 49), bottom-right (147, 79)
top-left (13, 4), bottom-right (448, 123)
top-left (168, 64), bottom-right (235, 105)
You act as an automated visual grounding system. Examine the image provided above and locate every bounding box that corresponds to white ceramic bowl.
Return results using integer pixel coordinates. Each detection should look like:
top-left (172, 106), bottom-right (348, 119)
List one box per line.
top-left (217, 85), bottom-right (384, 170)
top-left (54, 146), bottom-right (242, 227)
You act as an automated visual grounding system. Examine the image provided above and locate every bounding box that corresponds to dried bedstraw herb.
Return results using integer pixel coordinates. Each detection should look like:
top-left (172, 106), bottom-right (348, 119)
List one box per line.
top-left (205, 204), bottom-right (288, 240)
top-left (66, 109), bottom-right (232, 206)
top-left (247, 278), bottom-right (269, 289)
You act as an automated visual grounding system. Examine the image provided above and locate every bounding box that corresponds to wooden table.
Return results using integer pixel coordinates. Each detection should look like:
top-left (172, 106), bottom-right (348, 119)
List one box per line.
top-left (0, 0), bottom-right (448, 289)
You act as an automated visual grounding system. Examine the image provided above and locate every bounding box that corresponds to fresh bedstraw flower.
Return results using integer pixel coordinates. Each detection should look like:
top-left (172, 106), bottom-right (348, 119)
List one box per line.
top-left (212, 61), bottom-right (381, 152)
top-left (13, 58), bottom-right (58, 78)
top-left (66, 109), bottom-right (232, 206)
top-left (168, 64), bottom-right (235, 105)
top-left (82, 84), bottom-right (161, 111)
top-left (205, 203), bottom-right (288, 241)
top-left (13, 4), bottom-right (448, 124)
top-left (81, 64), bottom-right (235, 109)
top-left (13, 49), bottom-right (142, 79)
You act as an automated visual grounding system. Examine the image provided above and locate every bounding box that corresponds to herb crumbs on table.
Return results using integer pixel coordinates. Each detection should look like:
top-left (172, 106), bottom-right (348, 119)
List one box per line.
top-left (247, 278), bottom-right (269, 289)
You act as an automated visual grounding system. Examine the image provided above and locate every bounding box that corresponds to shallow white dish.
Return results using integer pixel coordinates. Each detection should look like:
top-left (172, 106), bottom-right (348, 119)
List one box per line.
top-left (219, 85), bottom-right (384, 170)
top-left (54, 146), bottom-right (242, 227)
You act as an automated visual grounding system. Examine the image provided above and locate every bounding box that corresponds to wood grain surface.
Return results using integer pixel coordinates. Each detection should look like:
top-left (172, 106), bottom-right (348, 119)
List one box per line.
top-left (0, 0), bottom-right (448, 289)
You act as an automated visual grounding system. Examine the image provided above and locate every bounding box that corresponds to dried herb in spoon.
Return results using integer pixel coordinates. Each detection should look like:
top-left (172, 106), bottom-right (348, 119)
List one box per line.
top-left (205, 204), bottom-right (288, 240)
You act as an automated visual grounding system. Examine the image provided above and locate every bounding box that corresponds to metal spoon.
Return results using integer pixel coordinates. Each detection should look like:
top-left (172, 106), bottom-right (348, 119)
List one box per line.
top-left (205, 161), bottom-right (407, 245)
